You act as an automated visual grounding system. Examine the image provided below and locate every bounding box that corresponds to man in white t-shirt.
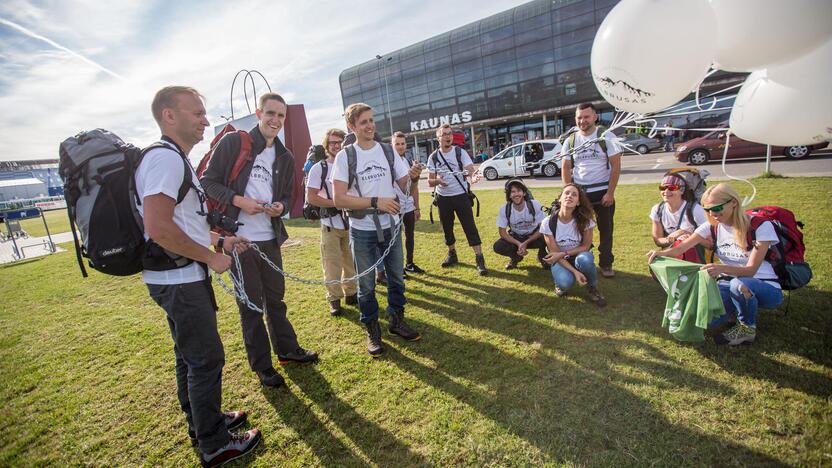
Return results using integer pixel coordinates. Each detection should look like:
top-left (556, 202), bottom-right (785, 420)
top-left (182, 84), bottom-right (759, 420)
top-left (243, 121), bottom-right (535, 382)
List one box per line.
top-left (561, 102), bottom-right (622, 278)
top-left (332, 103), bottom-right (423, 357)
top-left (493, 179), bottom-right (546, 269)
top-left (201, 93), bottom-right (318, 389)
top-left (139, 86), bottom-right (259, 466)
top-left (427, 123), bottom-right (486, 275)
top-left (393, 131), bottom-right (424, 277)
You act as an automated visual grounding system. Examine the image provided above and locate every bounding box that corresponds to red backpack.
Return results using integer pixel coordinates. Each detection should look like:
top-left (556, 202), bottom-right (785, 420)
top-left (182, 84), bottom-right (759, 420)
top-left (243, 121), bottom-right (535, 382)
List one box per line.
top-left (744, 206), bottom-right (811, 290)
top-left (195, 123), bottom-right (253, 214)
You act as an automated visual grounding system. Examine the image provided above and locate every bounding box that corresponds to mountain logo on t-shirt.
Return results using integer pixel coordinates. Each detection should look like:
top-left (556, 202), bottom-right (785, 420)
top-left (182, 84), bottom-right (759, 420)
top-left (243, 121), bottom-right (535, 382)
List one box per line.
top-left (250, 164), bottom-right (271, 183)
top-left (358, 164), bottom-right (387, 182)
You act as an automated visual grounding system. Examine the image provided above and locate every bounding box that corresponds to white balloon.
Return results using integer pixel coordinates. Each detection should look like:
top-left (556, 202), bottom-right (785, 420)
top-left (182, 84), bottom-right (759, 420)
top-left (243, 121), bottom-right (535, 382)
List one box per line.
top-left (711, 0), bottom-right (832, 72)
top-left (591, 0), bottom-right (716, 114)
top-left (730, 39), bottom-right (832, 146)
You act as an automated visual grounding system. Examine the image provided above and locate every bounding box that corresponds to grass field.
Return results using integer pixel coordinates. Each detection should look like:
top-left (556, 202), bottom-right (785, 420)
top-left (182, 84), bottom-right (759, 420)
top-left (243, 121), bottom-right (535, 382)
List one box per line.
top-left (1, 177), bottom-right (830, 466)
top-left (13, 209), bottom-right (71, 239)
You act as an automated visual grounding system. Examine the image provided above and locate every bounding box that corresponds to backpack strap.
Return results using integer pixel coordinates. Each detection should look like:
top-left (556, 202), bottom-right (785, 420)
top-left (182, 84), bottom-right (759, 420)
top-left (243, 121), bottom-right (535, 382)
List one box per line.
top-left (657, 201), bottom-right (668, 237)
top-left (144, 139), bottom-right (196, 205)
top-left (346, 144), bottom-right (358, 191)
top-left (380, 142), bottom-right (397, 186)
top-left (227, 131), bottom-right (253, 187)
top-left (568, 126), bottom-right (609, 169)
top-left (505, 202), bottom-right (512, 228)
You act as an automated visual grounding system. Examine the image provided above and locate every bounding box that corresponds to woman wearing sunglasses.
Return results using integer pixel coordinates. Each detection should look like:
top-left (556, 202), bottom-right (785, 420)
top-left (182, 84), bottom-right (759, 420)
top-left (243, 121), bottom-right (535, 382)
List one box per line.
top-left (647, 183), bottom-right (782, 345)
top-left (649, 174), bottom-right (707, 262)
top-left (540, 184), bottom-right (607, 307)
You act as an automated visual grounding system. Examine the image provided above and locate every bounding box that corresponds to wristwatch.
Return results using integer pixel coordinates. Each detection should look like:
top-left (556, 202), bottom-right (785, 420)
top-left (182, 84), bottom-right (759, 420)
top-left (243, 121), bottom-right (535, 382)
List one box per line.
top-left (563, 253), bottom-right (571, 260)
top-left (217, 236), bottom-right (225, 252)
top-left (370, 197), bottom-right (378, 209)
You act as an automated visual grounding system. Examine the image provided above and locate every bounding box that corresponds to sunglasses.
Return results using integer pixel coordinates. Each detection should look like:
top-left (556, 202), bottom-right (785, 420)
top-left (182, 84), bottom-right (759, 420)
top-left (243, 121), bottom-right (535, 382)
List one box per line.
top-left (659, 184), bottom-right (682, 192)
top-left (703, 201), bottom-right (731, 213)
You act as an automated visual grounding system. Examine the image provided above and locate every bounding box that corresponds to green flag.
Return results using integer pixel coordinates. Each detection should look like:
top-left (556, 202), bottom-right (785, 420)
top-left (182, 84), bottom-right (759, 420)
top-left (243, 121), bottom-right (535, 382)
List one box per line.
top-left (649, 256), bottom-right (726, 342)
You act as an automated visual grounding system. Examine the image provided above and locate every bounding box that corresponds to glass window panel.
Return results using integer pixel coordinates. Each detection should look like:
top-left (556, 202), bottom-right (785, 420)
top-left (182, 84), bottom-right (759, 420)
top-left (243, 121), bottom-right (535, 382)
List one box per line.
top-left (487, 83), bottom-right (518, 98)
top-left (407, 93), bottom-right (430, 106)
top-left (555, 39), bottom-right (592, 60)
top-left (404, 75), bottom-right (427, 87)
top-left (431, 97), bottom-right (457, 110)
top-left (451, 23), bottom-right (479, 41)
top-left (480, 10), bottom-right (513, 32)
top-left (404, 84), bottom-right (429, 98)
top-left (559, 11), bottom-right (594, 33)
top-left (454, 68), bottom-right (484, 85)
top-left (483, 49), bottom-right (516, 67)
top-left (556, 54), bottom-right (589, 73)
top-left (516, 50), bottom-right (554, 69)
top-left (483, 61), bottom-right (516, 78)
top-left (401, 55), bottom-right (425, 70)
top-left (514, 23), bottom-right (551, 45)
top-left (455, 80), bottom-right (485, 95)
top-left (431, 86), bottom-right (457, 101)
top-left (424, 46), bottom-right (451, 63)
top-left (452, 45), bottom-right (481, 63)
top-left (401, 64), bottom-right (425, 79)
top-left (515, 38), bottom-right (552, 59)
top-left (518, 62), bottom-right (555, 81)
top-left (485, 72), bottom-right (518, 89)
top-left (480, 36), bottom-right (514, 55)
top-left (552, 0), bottom-right (594, 18)
top-left (514, 2), bottom-right (550, 21)
top-left (451, 36), bottom-right (481, 54)
top-left (481, 24), bottom-right (515, 44)
top-left (553, 26), bottom-right (595, 48)
top-left (457, 91), bottom-right (485, 104)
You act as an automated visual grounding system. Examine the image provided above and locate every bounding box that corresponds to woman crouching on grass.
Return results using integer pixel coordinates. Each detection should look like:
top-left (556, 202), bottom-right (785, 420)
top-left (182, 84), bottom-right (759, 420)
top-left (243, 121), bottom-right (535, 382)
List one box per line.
top-left (647, 183), bottom-right (783, 345)
top-left (540, 183), bottom-right (606, 307)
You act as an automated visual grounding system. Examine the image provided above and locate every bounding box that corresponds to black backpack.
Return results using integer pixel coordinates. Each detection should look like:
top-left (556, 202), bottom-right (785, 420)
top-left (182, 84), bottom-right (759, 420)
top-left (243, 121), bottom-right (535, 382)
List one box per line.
top-left (59, 129), bottom-right (193, 277)
top-left (303, 160), bottom-right (347, 225)
top-left (428, 146), bottom-right (480, 223)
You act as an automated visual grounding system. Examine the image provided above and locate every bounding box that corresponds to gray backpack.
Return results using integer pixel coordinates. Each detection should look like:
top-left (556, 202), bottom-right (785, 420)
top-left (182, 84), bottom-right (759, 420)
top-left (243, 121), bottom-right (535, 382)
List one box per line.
top-left (59, 129), bottom-right (193, 277)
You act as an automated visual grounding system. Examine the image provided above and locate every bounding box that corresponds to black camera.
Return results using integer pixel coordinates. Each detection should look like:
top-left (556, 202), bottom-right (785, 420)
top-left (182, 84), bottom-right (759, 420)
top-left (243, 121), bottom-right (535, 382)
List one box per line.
top-left (206, 209), bottom-right (242, 234)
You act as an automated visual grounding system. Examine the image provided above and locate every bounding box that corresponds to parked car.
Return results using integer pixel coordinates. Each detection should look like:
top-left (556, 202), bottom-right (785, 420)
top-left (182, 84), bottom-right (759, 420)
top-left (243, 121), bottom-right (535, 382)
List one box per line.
top-left (675, 129), bottom-right (828, 165)
top-left (477, 139), bottom-right (563, 180)
top-left (616, 133), bottom-right (663, 154)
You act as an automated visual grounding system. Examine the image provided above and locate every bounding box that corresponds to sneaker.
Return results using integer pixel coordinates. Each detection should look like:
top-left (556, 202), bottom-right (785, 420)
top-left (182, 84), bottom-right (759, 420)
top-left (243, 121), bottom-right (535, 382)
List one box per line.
top-left (555, 287), bottom-right (567, 298)
top-left (255, 367), bottom-right (285, 388)
top-left (388, 311), bottom-right (421, 341)
top-left (200, 429), bottom-right (261, 467)
top-left (189, 411), bottom-right (247, 445)
top-left (365, 319), bottom-right (383, 357)
top-left (539, 258), bottom-right (549, 270)
top-left (475, 254), bottom-right (488, 276)
top-left (405, 263), bottom-right (425, 273)
top-left (329, 299), bottom-right (342, 317)
top-left (505, 259), bottom-right (518, 270)
top-left (344, 293), bottom-right (358, 305)
top-left (600, 267), bottom-right (615, 278)
top-left (714, 322), bottom-right (756, 346)
top-left (586, 286), bottom-right (607, 308)
top-left (376, 270), bottom-right (388, 286)
top-left (441, 250), bottom-right (458, 268)
top-left (278, 347), bottom-right (319, 365)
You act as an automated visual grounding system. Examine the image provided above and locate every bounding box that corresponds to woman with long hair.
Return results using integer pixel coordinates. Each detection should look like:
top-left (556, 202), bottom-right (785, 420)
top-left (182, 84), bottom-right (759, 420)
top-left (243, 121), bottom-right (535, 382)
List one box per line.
top-left (647, 183), bottom-right (783, 345)
top-left (540, 184), bottom-right (606, 307)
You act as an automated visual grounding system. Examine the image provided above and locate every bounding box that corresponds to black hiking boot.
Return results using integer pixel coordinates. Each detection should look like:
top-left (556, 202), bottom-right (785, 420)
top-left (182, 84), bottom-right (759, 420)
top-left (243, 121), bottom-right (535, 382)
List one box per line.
top-left (365, 319), bottom-right (383, 357)
top-left (388, 310), bottom-right (421, 341)
top-left (475, 254), bottom-right (488, 276)
top-left (441, 250), bottom-right (458, 268)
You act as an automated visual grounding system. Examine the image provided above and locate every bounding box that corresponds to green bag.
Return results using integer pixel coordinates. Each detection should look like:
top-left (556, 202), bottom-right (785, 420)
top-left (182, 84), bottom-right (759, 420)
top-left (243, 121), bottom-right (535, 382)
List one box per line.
top-left (649, 256), bottom-right (726, 342)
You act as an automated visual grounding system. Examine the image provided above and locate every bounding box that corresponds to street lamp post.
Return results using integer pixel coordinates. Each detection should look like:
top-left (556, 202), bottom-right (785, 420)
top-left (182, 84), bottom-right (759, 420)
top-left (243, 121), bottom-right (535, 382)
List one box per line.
top-left (376, 54), bottom-right (394, 139)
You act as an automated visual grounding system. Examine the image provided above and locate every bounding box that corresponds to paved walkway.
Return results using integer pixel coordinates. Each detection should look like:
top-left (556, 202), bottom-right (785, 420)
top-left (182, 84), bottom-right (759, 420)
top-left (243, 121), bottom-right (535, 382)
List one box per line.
top-left (0, 231), bottom-right (74, 264)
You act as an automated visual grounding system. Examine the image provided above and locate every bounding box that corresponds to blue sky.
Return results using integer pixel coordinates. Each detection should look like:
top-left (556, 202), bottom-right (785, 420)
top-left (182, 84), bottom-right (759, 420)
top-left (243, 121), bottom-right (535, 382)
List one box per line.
top-left (0, 0), bottom-right (528, 162)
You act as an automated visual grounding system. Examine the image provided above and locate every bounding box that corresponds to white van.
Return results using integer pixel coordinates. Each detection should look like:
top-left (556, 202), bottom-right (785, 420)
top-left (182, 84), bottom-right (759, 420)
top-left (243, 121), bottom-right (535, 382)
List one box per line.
top-left (477, 139), bottom-right (563, 180)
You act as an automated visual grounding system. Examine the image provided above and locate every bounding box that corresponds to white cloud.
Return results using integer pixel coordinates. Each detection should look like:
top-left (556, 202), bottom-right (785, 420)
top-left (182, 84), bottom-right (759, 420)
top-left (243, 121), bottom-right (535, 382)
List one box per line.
top-left (0, 0), bottom-right (528, 162)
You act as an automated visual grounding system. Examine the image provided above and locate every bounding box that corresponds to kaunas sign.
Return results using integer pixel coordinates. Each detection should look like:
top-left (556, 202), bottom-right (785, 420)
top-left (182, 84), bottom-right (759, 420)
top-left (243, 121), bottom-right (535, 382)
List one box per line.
top-left (410, 110), bottom-right (472, 131)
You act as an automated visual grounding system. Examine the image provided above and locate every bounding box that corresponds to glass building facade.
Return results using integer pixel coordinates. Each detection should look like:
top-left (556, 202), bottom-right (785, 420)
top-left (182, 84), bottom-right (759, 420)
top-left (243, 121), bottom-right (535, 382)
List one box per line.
top-left (339, 0), bottom-right (742, 160)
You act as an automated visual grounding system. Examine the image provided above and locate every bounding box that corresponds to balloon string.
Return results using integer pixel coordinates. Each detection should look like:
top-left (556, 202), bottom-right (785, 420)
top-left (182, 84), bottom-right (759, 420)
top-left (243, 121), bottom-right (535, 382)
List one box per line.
top-left (719, 131), bottom-right (758, 206)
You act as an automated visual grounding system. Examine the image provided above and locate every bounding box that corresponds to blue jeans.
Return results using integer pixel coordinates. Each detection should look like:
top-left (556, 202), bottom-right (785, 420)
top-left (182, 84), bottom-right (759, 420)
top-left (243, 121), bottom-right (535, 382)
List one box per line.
top-left (550, 251), bottom-right (598, 290)
top-left (350, 227), bottom-right (406, 324)
top-left (710, 277), bottom-right (783, 328)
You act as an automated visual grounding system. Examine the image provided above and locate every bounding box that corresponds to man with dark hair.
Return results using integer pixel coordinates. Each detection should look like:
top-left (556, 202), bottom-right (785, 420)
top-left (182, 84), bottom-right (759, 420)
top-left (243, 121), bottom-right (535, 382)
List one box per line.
top-left (392, 130), bottom-right (424, 276)
top-left (561, 102), bottom-right (622, 277)
top-left (427, 123), bottom-right (486, 275)
top-left (332, 103), bottom-right (423, 357)
top-left (201, 93), bottom-right (318, 389)
top-left (141, 85), bottom-right (260, 466)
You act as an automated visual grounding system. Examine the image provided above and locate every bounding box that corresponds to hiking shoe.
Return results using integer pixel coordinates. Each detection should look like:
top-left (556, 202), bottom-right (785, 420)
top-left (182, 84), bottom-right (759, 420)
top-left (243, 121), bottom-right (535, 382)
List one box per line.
top-left (600, 267), bottom-right (615, 278)
top-left (200, 429), bottom-right (261, 467)
top-left (714, 322), bottom-right (756, 346)
top-left (366, 319), bottom-right (383, 357)
top-left (388, 310), bottom-right (421, 341)
top-left (376, 270), bottom-right (388, 286)
top-left (344, 293), bottom-right (358, 305)
top-left (278, 347), bottom-right (319, 365)
top-left (189, 411), bottom-right (247, 445)
top-left (587, 286), bottom-right (607, 308)
top-left (475, 254), bottom-right (488, 276)
top-left (329, 299), bottom-right (342, 316)
top-left (405, 263), bottom-right (424, 273)
top-left (555, 287), bottom-right (567, 298)
top-left (441, 250), bottom-right (458, 268)
top-left (255, 367), bottom-right (285, 388)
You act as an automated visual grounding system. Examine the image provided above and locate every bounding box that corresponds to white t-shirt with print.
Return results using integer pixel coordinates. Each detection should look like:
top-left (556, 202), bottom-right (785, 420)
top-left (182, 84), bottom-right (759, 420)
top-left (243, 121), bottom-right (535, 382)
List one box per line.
top-left (307, 159), bottom-right (346, 230)
top-left (135, 142), bottom-right (210, 285)
top-left (561, 128), bottom-right (621, 192)
top-left (496, 199), bottom-right (545, 236)
top-left (331, 143), bottom-right (410, 232)
top-left (694, 221), bottom-right (780, 285)
top-left (427, 146), bottom-right (473, 197)
top-left (394, 154), bottom-right (415, 214)
top-left (539, 215), bottom-right (596, 252)
top-left (649, 201), bottom-right (707, 234)
top-left (236, 145), bottom-right (276, 241)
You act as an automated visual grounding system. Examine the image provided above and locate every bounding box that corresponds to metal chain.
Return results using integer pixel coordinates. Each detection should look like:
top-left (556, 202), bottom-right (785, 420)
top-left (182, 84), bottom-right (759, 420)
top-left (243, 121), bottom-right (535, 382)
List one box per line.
top-left (213, 179), bottom-right (414, 313)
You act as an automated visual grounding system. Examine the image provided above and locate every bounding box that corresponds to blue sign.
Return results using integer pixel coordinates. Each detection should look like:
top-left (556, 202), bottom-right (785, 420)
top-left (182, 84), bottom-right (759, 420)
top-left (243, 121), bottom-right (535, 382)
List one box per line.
top-left (3, 208), bottom-right (41, 220)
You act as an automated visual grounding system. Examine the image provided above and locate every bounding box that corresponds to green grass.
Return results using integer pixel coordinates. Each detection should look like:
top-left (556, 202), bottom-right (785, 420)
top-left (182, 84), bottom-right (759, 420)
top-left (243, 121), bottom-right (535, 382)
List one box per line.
top-left (11, 209), bottom-right (71, 238)
top-left (1, 178), bottom-right (831, 466)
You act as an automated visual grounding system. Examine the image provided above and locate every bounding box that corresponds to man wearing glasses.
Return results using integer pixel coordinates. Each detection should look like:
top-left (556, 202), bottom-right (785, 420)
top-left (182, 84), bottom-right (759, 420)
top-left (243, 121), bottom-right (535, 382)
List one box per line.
top-left (306, 128), bottom-right (358, 316)
top-left (561, 103), bottom-right (623, 278)
top-left (201, 93), bottom-right (318, 390)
